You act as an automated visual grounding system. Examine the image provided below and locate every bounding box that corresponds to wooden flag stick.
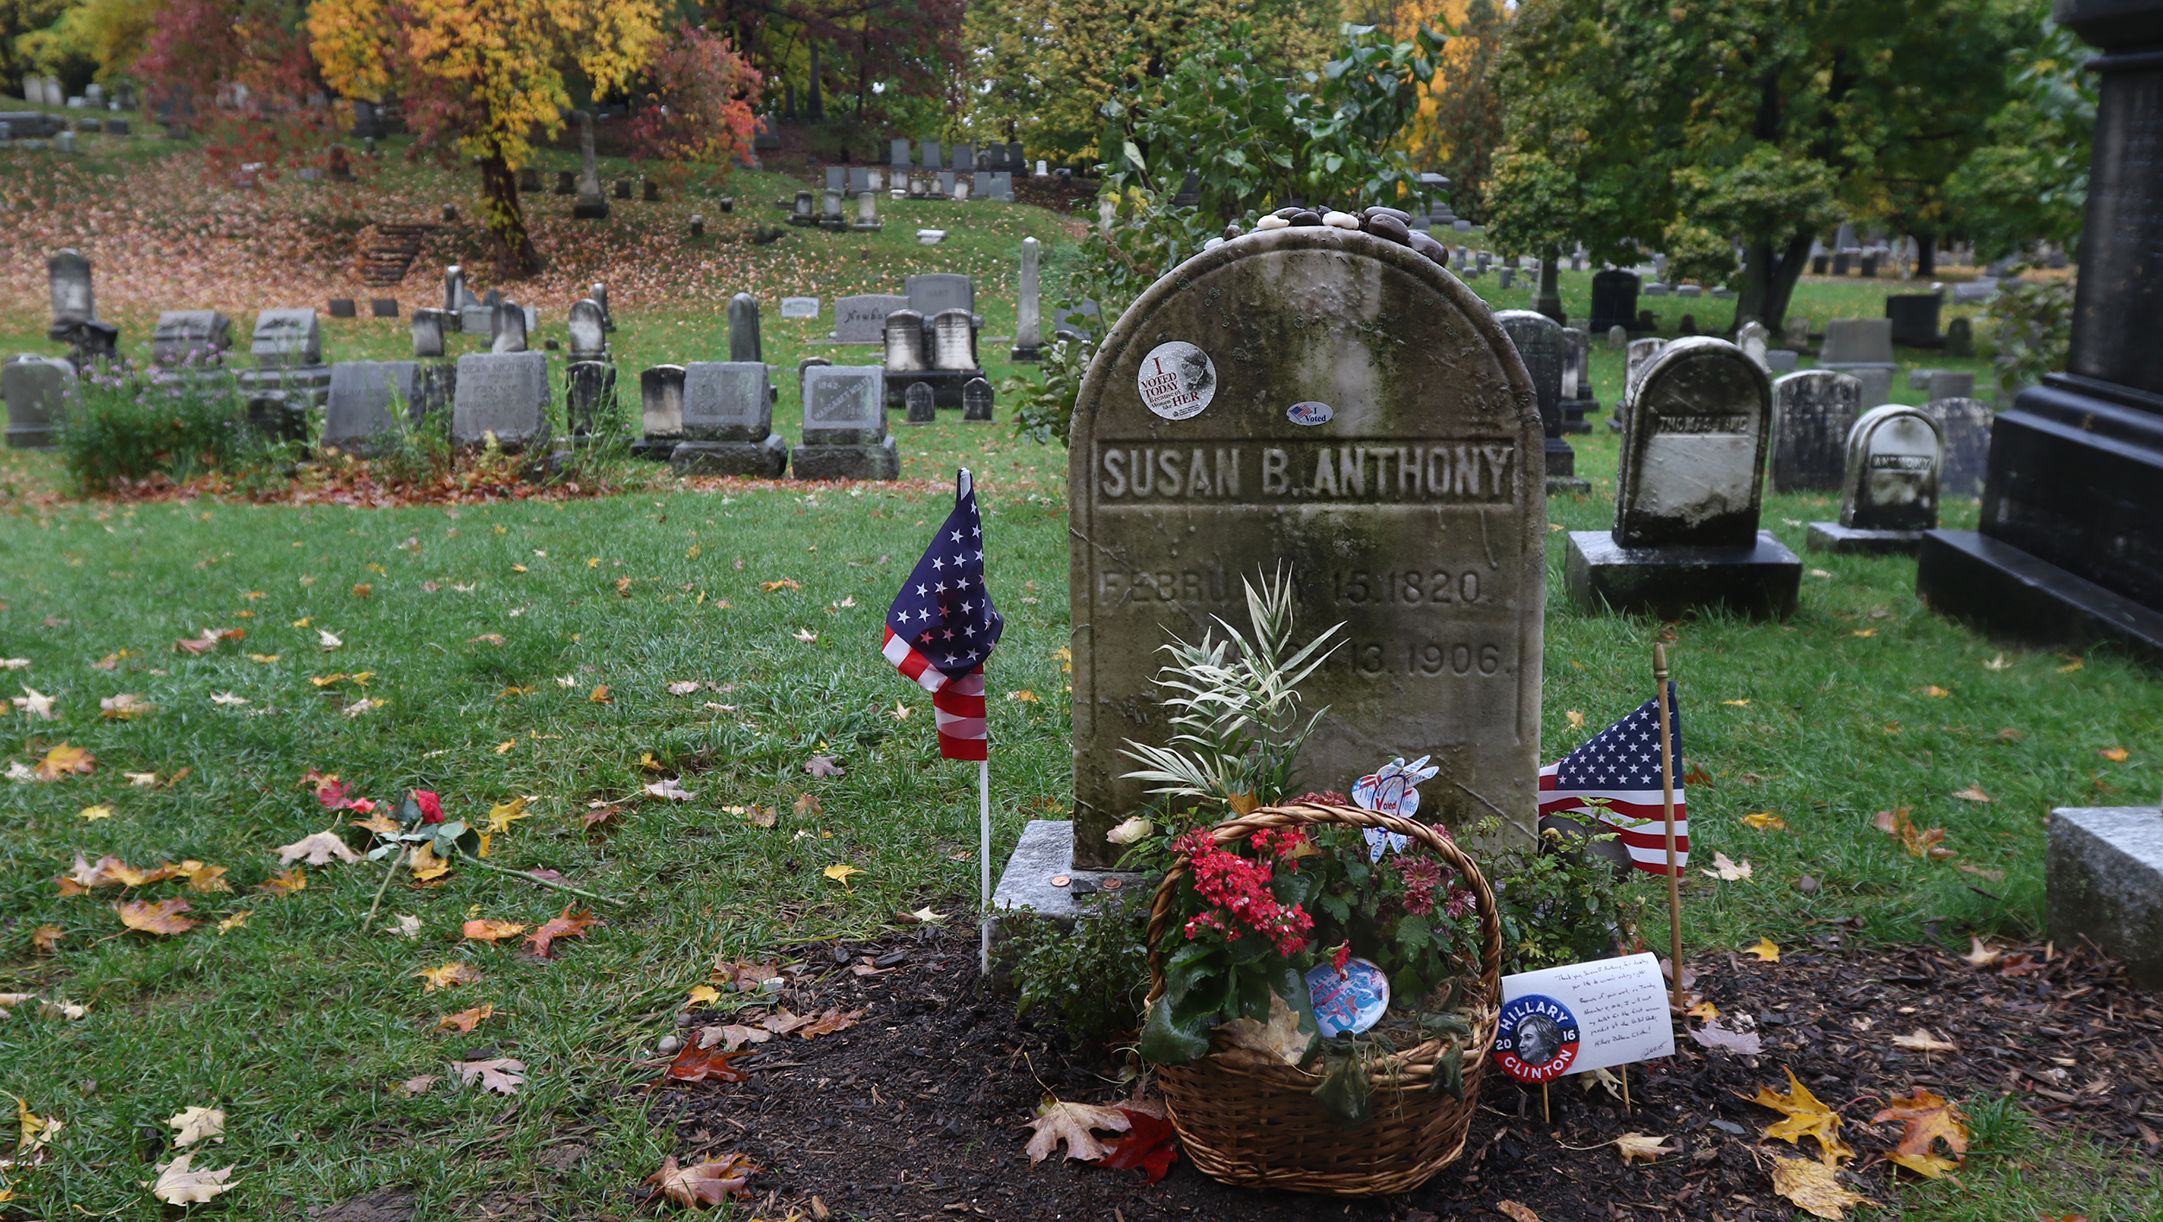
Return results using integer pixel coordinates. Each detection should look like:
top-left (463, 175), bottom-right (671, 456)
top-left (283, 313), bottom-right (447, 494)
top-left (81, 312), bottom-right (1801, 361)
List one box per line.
top-left (1541, 1082), bottom-right (1551, 1126)
top-left (1654, 642), bottom-right (1684, 1012)
top-left (1621, 1065), bottom-right (1632, 1113)
top-left (978, 757), bottom-right (993, 976)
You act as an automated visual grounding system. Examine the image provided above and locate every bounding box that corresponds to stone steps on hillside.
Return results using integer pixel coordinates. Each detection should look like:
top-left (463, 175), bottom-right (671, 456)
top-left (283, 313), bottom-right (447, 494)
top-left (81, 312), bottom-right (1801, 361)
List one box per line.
top-left (357, 222), bottom-right (437, 287)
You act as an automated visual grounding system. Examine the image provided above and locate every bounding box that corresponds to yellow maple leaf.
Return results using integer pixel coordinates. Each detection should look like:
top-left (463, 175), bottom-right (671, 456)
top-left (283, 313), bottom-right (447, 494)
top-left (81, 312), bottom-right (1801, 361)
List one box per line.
top-left (687, 984), bottom-right (721, 1006)
top-left (462, 918), bottom-right (527, 943)
top-left (1743, 937), bottom-right (1781, 962)
top-left (116, 899), bottom-right (197, 936)
top-left (257, 868), bottom-right (306, 897)
top-left (1742, 811), bottom-right (1787, 831)
top-left (486, 796), bottom-right (531, 833)
top-left (35, 743), bottom-right (95, 780)
top-left (822, 863), bottom-right (863, 890)
top-left (409, 843), bottom-right (452, 882)
top-left (1767, 1153), bottom-right (1872, 1219)
top-left (1742, 1066), bottom-right (1852, 1163)
top-left (78, 804), bottom-right (113, 821)
top-left (1872, 1088), bottom-right (1969, 1179)
top-left (414, 962), bottom-right (481, 991)
top-left (217, 911), bottom-right (251, 934)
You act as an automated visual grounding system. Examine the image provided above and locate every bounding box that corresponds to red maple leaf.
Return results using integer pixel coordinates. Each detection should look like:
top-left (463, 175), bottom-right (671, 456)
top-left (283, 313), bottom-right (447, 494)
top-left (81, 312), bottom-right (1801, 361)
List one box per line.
top-left (1099, 1108), bottom-right (1179, 1184)
top-left (665, 1043), bottom-right (751, 1084)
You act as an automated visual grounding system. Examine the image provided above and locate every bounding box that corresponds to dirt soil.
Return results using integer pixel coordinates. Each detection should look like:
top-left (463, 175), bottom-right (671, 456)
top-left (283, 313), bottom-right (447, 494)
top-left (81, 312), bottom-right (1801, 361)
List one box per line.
top-left (651, 929), bottom-right (2162, 1221)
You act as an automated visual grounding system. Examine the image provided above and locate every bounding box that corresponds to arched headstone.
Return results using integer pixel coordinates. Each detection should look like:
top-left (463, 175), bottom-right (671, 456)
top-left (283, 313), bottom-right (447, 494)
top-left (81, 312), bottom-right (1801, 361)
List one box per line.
top-left (1807, 406), bottom-right (1941, 554)
top-left (1768, 370), bottom-right (1862, 493)
top-left (1066, 226), bottom-right (1545, 866)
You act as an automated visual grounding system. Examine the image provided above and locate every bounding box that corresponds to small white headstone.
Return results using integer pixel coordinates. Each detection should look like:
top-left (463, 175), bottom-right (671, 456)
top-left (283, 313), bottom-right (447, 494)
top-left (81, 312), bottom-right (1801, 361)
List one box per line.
top-left (780, 297), bottom-right (820, 320)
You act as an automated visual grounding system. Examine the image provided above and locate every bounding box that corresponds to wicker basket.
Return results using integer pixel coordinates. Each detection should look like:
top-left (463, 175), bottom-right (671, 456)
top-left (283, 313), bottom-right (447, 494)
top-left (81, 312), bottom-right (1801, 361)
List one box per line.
top-left (1143, 801), bottom-right (1502, 1196)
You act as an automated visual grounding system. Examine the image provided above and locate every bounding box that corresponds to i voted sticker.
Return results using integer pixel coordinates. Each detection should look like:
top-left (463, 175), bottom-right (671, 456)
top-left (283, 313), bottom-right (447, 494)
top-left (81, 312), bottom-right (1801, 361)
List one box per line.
top-left (1137, 341), bottom-right (1217, 420)
top-left (1286, 400), bottom-right (1334, 426)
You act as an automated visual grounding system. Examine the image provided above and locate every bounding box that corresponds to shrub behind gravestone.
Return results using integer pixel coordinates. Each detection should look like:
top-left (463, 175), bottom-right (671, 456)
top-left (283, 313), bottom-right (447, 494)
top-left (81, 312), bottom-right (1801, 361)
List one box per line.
top-left (58, 368), bottom-right (277, 493)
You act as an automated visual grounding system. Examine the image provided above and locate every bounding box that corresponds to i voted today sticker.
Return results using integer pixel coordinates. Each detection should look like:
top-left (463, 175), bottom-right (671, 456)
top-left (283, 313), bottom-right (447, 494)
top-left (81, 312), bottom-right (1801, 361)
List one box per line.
top-left (1305, 958), bottom-right (1391, 1037)
top-left (1137, 341), bottom-right (1217, 420)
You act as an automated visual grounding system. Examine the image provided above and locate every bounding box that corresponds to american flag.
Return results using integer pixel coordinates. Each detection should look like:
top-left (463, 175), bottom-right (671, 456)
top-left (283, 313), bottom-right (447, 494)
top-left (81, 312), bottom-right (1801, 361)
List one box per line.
top-left (881, 469), bottom-right (1002, 760)
top-left (1537, 684), bottom-right (1687, 875)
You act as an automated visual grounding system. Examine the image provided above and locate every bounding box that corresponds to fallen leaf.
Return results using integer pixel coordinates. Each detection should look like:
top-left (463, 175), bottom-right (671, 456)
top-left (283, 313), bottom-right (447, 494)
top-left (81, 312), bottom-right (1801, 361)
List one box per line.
top-left (1874, 807), bottom-right (1953, 859)
top-left (822, 863), bottom-right (863, 890)
top-left (436, 1004), bottom-right (496, 1034)
top-left (1026, 1098), bottom-right (1134, 1164)
top-left (898, 905), bottom-right (947, 925)
top-left (1871, 1088), bottom-right (1969, 1178)
top-left (1690, 1020), bottom-right (1763, 1055)
top-left (1743, 937), bottom-right (1781, 962)
top-left (1851, 628), bottom-right (1876, 638)
top-left (1961, 937), bottom-right (2002, 968)
top-left (760, 578), bottom-right (800, 592)
top-left (1742, 811), bottom-right (1787, 831)
top-left (644, 1153), bottom-right (755, 1207)
top-left (1890, 1028), bottom-right (1957, 1055)
top-left (77, 804), bottom-right (113, 821)
top-left (12, 687), bottom-right (54, 720)
top-left (462, 918), bottom-right (528, 943)
top-left (667, 680), bottom-right (701, 696)
top-left (702, 1024), bottom-right (773, 1051)
top-left (1950, 784), bottom-right (1994, 804)
top-left (792, 793), bottom-right (821, 820)
top-left (1099, 1106), bottom-right (1180, 1182)
top-left (713, 958), bottom-right (781, 993)
top-left (388, 914), bottom-right (422, 938)
top-left (455, 1056), bottom-right (525, 1095)
top-left (1564, 710), bottom-right (1584, 730)
top-left (1703, 852), bottom-right (1753, 881)
top-left (182, 862), bottom-right (230, 893)
top-left (791, 628), bottom-right (817, 643)
top-left (645, 777), bottom-right (694, 801)
top-left (730, 804), bottom-right (777, 828)
top-left (1495, 1202), bottom-right (1541, 1222)
top-left (30, 924), bottom-right (63, 953)
top-left (485, 796), bottom-right (532, 833)
top-left (415, 963), bottom-right (481, 991)
top-left (796, 1008), bottom-right (864, 1039)
top-left (1743, 1067), bottom-right (1853, 1163)
top-left (0, 658), bottom-right (26, 670)
top-left (173, 627), bottom-right (241, 655)
top-left (1686, 999), bottom-right (1719, 1021)
top-left (99, 692), bottom-right (154, 719)
top-left (686, 984), bottom-right (721, 1007)
top-left (210, 691), bottom-right (249, 707)
top-left (1767, 1152), bottom-right (1872, 1219)
top-left (802, 754), bottom-right (844, 778)
top-left (116, 899), bottom-right (197, 935)
top-left (1008, 689), bottom-right (1041, 704)
top-left (1722, 698), bottom-right (1750, 707)
top-left (2099, 746), bottom-right (2129, 763)
top-left (408, 842), bottom-right (452, 882)
top-left (666, 1043), bottom-right (752, 1083)
top-left (588, 684), bottom-right (612, 704)
top-left (151, 1153), bottom-right (235, 1205)
top-left (216, 911), bottom-right (251, 933)
top-left (257, 867), bottom-right (306, 896)
top-left (35, 743), bottom-right (95, 780)
top-left (277, 831), bottom-right (361, 867)
top-left (318, 629), bottom-right (343, 651)
top-left (2056, 656), bottom-right (2084, 673)
top-left (167, 1106), bottom-right (225, 1148)
top-left (525, 906), bottom-right (599, 957)
top-left (1614, 1132), bottom-right (1674, 1164)
top-left (1921, 684), bottom-right (1951, 698)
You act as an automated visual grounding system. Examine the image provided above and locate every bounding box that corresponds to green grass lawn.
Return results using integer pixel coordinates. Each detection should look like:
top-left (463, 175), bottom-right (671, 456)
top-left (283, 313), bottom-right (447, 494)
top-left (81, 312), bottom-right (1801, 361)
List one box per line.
top-left (1, 172), bottom-right (2155, 1216)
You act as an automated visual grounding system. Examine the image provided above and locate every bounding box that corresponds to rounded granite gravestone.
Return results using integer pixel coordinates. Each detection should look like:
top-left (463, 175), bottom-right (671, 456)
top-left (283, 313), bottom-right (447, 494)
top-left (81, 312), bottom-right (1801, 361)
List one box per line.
top-left (728, 293), bottom-right (763, 364)
top-left (1807, 405), bottom-right (1942, 555)
top-left (903, 380), bottom-right (936, 423)
top-left (1565, 338), bottom-right (1801, 619)
top-left (1768, 369), bottom-right (1863, 493)
top-left (1065, 225), bottom-right (1545, 868)
top-left (962, 376), bottom-right (994, 422)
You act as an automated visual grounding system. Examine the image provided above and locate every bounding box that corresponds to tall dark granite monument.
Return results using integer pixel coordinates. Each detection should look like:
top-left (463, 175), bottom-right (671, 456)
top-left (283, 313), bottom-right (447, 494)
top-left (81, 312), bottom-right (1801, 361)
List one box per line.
top-left (1916, 0), bottom-right (2163, 663)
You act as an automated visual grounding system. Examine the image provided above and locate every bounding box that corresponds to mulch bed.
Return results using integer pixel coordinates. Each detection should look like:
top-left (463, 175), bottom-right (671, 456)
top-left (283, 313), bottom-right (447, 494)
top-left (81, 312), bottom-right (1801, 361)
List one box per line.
top-left (651, 929), bottom-right (2163, 1220)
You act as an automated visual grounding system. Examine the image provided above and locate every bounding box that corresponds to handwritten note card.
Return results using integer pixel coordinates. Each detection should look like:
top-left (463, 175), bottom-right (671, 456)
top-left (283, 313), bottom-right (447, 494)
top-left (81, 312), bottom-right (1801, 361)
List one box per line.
top-left (1497, 953), bottom-right (1673, 1077)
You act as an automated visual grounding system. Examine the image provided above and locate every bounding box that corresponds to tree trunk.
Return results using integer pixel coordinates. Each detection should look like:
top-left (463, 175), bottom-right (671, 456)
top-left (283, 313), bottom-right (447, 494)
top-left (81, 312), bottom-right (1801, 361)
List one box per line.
top-left (1734, 232), bottom-right (1814, 334)
top-left (479, 151), bottom-right (541, 278)
top-left (1916, 234), bottom-right (1936, 277)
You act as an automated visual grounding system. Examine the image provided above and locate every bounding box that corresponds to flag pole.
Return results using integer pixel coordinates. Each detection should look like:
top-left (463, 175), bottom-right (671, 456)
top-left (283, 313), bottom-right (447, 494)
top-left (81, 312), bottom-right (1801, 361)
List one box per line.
top-left (1653, 642), bottom-right (1684, 1011)
top-left (978, 757), bottom-right (992, 976)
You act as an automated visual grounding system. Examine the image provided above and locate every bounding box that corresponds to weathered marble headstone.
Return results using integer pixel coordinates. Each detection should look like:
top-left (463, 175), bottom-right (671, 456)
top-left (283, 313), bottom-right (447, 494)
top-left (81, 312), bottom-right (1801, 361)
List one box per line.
top-left (1768, 370), bottom-right (1863, 493)
top-left (564, 360), bottom-right (618, 438)
top-left (1565, 337), bottom-right (1800, 619)
top-left (1921, 397), bottom-right (1993, 498)
top-left (728, 293), bottom-right (762, 363)
top-left (1735, 321), bottom-right (1770, 370)
top-left (573, 110), bottom-right (608, 219)
top-left (963, 376), bottom-right (994, 422)
top-left (792, 365), bottom-right (898, 479)
top-left (1625, 338), bottom-right (1666, 394)
top-left (1062, 225), bottom-right (1545, 870)
top-left (47, 248), bottom-right (93, 328)
top-left (903, 380), bottom-right (936, 423)
top-left (1011, 237), bottom-right (1042, 362)
top-left (852, 190), bottom-right (881, 232)
top-left (490, 302), bottom-right (529, 353)
top-left (882, 310), bottom-right (926, 371)
top-left (411, 309), bottom-right (447, 359)
top-left (634, 365), bottom-right (686, 460)
top-left (1558, 326), bottom-right (1597, 433)
top-left (780, 297), bottom-right (819, 320)
top-left (834, 294), bottom-right (909, 343)
top-left (251, 308), bottom-right (322, 367)
top-left (568, 299), bottom-right (607, 359)
top-left (3, 355), bottom-right (74, 449)
top-left (1496, 310), bottom-right (1584, 493)
top-left (929, 309), bottom-right (978, 371)
top-left (151, 310), bottom-right (231, 366)
top-left (451, 352), bottom-right (550, 450)
top-left (324, 360), bottom-right (423, 454)
top-left (1808, 405), bottom-right (1942, 554)
top-left (1765, 349), bottom-right (1800, 374)
top-left (1607, 324), bottom-right (1628, 350)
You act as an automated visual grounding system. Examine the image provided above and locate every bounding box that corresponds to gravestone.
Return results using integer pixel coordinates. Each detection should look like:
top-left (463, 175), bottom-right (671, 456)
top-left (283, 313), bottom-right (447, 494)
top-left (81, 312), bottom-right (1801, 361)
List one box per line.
top-left (852, 190), bottom-right (881, 231)
top-left (634, 365), bottom-right (686, 460)
top-left (555, 170), bottom-right (575, 195)
top-left (3, 355), bottom-right (74, 449)
top-left (825, 166), bottom-right (845, 193)
top-left (411, 310), bottom-right (447, 359)
top-left (1557, 326), bottom-right (1597, 433)
top-left (789, 191), bottom-right (816, 226)
top-left (46, 248), bottom-right (117, 363)
top-left (371, 298), bottom-right (398, 318)
top-left (1565, 337), bottom-right (1800, 619)
top-left (613, 179), bottom-right (632, 200)
top-left (905, 273), bottom-right (974, 321)
top-left (327, 298), bottom-right (357, 319)
top-left (1817, 318), bottom-right (1896, 407)
top-left (728, 293), bottom-right (762, 363)
top-left (882, 309), bottom-right (927, 371)
top-left (1768, 370), bottom-right (1863, 493)
top-left (324, 360), bottom-right (424, 455)
top-left (1765, 350), bottom-right (1800, 374)
top-left (1011, 237), bottom-right (1043, 361)
top-left (1808, 406), bottom-right (1942, 554)
top-left (780, 297), bottom-right (819, 320)
top-left (572, 110), bottom-right (608, 219)
top-left (1944, 317), bottom-right (1974, 357)
top-left (1052, 300), bottom-right (1102, 343)
top-left (1607, 324), bottom-right (1628, 350)
top-left (792, 365), bottom-right (898, 479)
top-left (903, 380), bottom-right (936, 423)
top-left (1885, 293), bottom-right (1944, 348)
top-left (1616, 337), bottom-right (1668, 431)
top-left (490, 302), bottom-right (529, 353)
top-left (564, 360), bottom-right (618, 439)
top-left (820, 188), bottom-right (847, 230)
top-left (953, 142), bottom-right (973, 172)
top-left (921, 139), bottom-right (941, 170)
top-left (889, 138), bottom-right (911, 169)
top-left (590, 283), bottom-right (613, 331)
top-left (241, 308), bottom-right (332, 431)
top-left (833, 294), bottom-right (909, 343)
top-left (151, 310), bottom-right (231, 367)
top-left (1496, 309), bottom-right (1584, 493)
top-left (451, 352), bottom-right (550, 451)
top-left (936, 170), bottom-right (955, 198)
top-left (1921, 397), bottom-right (1992, 498)
top-left (1589, 269), bottom-right (1639, 334)
top-left (1928, 370), bottom-right (1976, 400)
top-left (675, 364), bottom-right (784, 476)
top-left (963, 376), bottom-right (994, 422)
top-left (1059, 224), bottom-right (1544, 874)
top-left (568, 299), bottom-right (608, 359)
top-left (1735, 321), bottom-right (1770, 370)
top-left (930, 309), bottom-right (978, 370)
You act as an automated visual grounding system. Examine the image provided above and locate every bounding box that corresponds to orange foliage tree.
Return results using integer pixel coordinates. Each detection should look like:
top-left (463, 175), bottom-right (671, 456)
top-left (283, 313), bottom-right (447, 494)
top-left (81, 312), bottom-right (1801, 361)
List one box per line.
top-left (308, 0), bottom-right (667, 275)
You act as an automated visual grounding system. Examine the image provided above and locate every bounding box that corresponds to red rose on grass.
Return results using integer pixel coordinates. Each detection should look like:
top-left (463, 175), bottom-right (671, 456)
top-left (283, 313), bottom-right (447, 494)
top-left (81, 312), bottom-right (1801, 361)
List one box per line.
top-left (413, 790), bottom-right (445, 824)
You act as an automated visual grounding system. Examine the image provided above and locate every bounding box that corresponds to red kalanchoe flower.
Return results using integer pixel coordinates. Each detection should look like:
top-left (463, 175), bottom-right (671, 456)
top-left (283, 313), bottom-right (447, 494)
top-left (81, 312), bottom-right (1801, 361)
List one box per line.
top-left (1331, 942), bottom-right (1352, 975)
top-left (412, 790), bottom-right (445, 824)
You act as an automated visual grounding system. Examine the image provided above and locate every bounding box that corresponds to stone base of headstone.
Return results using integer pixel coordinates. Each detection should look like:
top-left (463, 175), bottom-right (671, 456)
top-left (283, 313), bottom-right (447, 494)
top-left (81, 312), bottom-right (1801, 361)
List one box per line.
top-left (1564, 531), bottom-right (1802, 620)
top-left (884, 369), bottom-right (982, 409)
top-left (1915, 531), bottom-right (2163, 666)
top-left (1545, 476), bottom-right (1591, 496)
top-left (238, 366), bottom-right (333, 413)
top-left (2048, 806), bottom-right (2163, 989)
top-left (573, 193), bottom-right (609, 220)
top-left (630, 436), bottom-right (681, 462)
top-left (245, 397), bottom-right (312, 445)
top-left (851, 221), bottom-right (882, 232)
top-left (1806, 522), bottom-right (1924, 555)
top-left (789, 436), bottom-right (899, 480)
top-left (669, 435), bottom-right (787, 477)
top-left (1009, 343), bottom-right (1040, 363)
top-left (990, 820), bottom-right (1148, 932)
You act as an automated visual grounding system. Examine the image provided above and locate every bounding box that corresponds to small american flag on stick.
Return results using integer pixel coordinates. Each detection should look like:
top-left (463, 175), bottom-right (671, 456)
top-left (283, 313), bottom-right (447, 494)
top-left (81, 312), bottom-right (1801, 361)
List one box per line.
top-left (881, 469), bottom-right (1003, 760)
top-left (1537, 683), bottom-right (1687, 875)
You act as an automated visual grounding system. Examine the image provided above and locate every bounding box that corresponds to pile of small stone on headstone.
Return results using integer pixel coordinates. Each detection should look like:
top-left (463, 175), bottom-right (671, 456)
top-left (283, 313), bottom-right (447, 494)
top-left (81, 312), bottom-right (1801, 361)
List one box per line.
top-left (1222, 205), bottom-right (1452, 268)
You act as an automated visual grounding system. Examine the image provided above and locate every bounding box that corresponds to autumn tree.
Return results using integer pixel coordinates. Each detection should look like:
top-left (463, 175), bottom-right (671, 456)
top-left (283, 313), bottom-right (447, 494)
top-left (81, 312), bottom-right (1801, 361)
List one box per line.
top-left (962, 0), bottom-right (1336, 165)
top-left (131, 0), bottom-right (332, 170)
top-left (1359, 0), bottom-right (1505, 218)
top-left (1488, 0), bottom-right (2042, 332)
top-left (308, 0), bottom-right (667, 275)
top-left (705, 0), bottom-right (964, 141)
top-left (626, 24), bottom-right (765, 169)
